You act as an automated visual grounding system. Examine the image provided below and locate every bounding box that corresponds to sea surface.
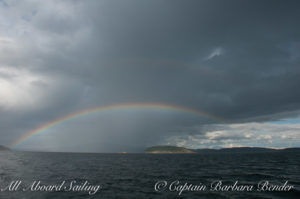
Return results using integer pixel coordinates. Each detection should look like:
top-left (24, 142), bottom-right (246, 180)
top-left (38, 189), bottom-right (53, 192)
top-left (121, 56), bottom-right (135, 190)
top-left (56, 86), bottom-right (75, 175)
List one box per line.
top-left (0, 150), bottom-right (299, 199)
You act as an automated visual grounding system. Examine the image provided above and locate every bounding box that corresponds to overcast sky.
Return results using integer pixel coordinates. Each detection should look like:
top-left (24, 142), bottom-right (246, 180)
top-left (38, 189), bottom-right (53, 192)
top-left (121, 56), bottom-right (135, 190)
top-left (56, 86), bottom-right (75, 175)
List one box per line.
top-left (1, 0), bottom-right (300, 152)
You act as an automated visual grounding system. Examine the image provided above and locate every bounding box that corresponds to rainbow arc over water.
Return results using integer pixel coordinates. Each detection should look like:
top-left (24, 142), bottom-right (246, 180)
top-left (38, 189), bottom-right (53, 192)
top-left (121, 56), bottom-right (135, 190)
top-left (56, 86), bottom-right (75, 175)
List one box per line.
top-left (12, 103), bottom-right (226, 147)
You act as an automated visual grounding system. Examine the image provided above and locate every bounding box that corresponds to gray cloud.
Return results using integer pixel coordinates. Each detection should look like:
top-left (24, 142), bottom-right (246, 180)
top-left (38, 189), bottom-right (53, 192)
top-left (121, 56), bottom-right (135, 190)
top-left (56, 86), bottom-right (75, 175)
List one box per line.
top-left (1, 0), bottom-right (300, 151)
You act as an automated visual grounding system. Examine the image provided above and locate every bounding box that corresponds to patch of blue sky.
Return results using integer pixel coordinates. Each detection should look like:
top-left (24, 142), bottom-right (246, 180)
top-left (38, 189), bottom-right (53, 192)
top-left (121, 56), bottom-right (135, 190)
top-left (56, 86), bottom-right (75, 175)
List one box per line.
top-left (269, 118), bottom-right (300, 125)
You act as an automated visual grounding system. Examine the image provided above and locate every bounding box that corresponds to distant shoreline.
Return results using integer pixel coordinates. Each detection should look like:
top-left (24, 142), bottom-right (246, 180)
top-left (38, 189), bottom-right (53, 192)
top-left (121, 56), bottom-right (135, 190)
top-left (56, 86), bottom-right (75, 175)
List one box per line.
top-left (145, 145), bottom-right (300, 154)
top-left (3, 145), bottom-right (300, 154)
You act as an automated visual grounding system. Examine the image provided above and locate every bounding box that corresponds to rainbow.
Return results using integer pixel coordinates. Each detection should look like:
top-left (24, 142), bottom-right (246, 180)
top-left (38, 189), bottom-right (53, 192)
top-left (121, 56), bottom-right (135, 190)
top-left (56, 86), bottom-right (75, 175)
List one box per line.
top-left (11, 103), bottom-right (226, 147)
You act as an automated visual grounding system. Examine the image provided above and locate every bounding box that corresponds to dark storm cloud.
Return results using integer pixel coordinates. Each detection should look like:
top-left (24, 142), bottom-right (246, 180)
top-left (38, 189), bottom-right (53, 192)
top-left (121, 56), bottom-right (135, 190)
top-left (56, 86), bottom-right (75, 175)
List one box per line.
top-left (61, 0), bottom-right (300, 121)
top-left (1, 0), bottom-right (300, 150)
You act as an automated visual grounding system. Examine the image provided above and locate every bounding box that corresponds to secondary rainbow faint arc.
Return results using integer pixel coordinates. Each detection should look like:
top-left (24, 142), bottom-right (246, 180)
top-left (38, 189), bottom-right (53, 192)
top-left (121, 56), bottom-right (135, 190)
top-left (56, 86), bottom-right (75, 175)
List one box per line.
top-left (11, 103), bottom-right (226, 147)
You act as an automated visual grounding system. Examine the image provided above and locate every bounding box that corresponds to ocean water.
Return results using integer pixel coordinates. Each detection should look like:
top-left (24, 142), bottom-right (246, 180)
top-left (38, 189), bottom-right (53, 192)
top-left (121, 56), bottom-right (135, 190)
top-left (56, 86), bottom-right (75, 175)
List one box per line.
top-left (0, 151), bottom-right (299, 199)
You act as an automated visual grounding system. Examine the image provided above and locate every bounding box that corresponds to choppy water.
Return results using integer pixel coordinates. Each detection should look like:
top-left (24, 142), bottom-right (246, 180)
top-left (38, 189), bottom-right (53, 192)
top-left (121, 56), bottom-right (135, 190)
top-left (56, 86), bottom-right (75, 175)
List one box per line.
top-left (0, 150), bottom-right (299, 199)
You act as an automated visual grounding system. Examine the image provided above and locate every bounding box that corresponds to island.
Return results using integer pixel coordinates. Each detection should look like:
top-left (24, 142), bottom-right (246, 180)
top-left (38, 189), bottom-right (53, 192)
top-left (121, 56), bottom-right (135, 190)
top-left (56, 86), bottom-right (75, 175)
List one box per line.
top-left (145, 145), bottom-right (300, 154)
top-left (0, 145), bottom-right (10, 151)
top-left (194, 147), bottom-right (300, 153)
top-left (145, 146), bottom-right (195, 154)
